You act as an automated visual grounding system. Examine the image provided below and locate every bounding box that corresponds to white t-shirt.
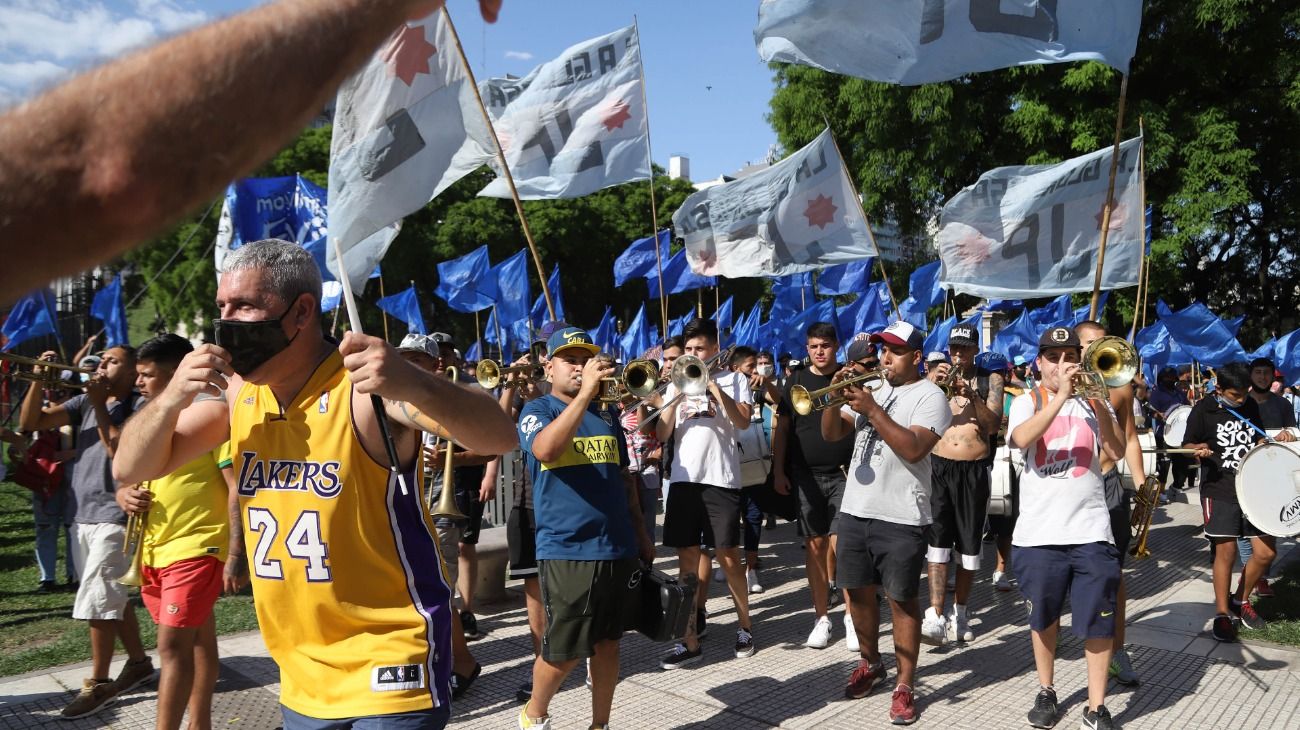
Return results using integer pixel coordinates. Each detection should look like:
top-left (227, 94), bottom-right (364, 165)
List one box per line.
top-left (840, 379), bottom-right (951, 526)
top-left (1008, 392), bottom-right (1114, 547)
top-left (667, 370), bottom-right (752, 489)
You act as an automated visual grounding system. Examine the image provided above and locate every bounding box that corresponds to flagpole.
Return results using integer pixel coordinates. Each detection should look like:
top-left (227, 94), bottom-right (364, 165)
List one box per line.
top-left (1130, 115), bottom-right (1149, 343)
top-left (1088, 73), bottom-right (1131, 321)
top-left (378, 274), bottom-right (390, 342)
top-left (823, 128), bottom-right (901, 319)
top-left (474, 310), bottom-right (482, 351)
top-left (492, 305), bottom-right (505, 359)
top-left (443, 8), bottom-right (554, 319)
top-left (633, 16), bottom-right (669, 335)
top-left (697, 288), bottom-right (703, 318)
top-left (330, 304), bottom-right (341, 338)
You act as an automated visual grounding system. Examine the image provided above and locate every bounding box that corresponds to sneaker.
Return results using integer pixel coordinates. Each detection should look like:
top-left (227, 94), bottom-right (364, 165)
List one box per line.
top-left (451, 662), bottom-right (481, 699)
top-left (713, 566), bottom-right (725, 583)
top-left (1027, 686), bottom-right (1059, 729)
top-left (518, 703), bottom-right (552, 729)
top-left (660, 643), bottom-right (703, 669)
top-left (746, 568), bottom-right (763, 594)
top-left (696, 608), bottom-right (709, 639)
top-left (844, 658), bottom-right (886, 699)
top-left (113, 657), bottom-right (155, 694)
top-left (734, 628), bottom-right (756, 658)
top-left (515, 681), bottom-right (532, 704)
top-left (37, 580), bottom-right (57, 594)
top-left (805, 616), bottom-right (833, 649)
top-left (844, 613), bottom-right (860, 653)
top-left (920, 607), bottom-right (948, 646)
top-left (1081, 704), bottom-right (1116, 730)
top-left (1256, 578), bottom-right (1275, 598)
top-left (60, 679), bottom-right (119, 719)
top-left (461, 610), bottom-right (482, 640)
top-left (1230, 597), bottom-right (1266, 631)
top-left (1211, 614), bottom-right (1238, 642)
top-left (1109, 648), bottom-right (1139, 686)
top-left (992, 571), bottom-right (1012, 592)
top-left (889, 684), bottom-right (917, 725)
top-left (946, 610), bottom-right (973, 643)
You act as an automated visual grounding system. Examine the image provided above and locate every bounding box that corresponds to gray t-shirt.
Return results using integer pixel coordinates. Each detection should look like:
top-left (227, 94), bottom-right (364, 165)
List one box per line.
top-left (840, 379), bottom-right (951, 526)
top-left (64, 393), bottom-right (137, 525)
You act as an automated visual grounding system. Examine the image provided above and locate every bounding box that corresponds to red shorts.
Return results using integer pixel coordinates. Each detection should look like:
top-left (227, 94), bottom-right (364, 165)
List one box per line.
top-left (141, 556), bottom-right (223, 628)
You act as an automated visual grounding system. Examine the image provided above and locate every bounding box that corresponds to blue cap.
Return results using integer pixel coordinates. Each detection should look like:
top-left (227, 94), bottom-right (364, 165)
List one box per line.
top-left (546, 327), bottom-right (599, 357)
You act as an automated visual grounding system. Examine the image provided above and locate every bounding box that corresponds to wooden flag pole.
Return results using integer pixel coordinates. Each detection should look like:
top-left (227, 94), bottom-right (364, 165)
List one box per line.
top-left (474, 310), bottom-right (482, 351)
top-left (633, 16), bottom-right (669, 335)
top-left (1088, 73), bottom-right (1131, 321)
top-left (1130, 116), bottom-right (1149, 342)
top-left (378, 274), bottom-right (390, 342)
top-left (444, 8), bottom-right (554, 319)
top-left (491, 304), bottom-right (505, 358)
top-left (330, 303), bottom-right (341, 338)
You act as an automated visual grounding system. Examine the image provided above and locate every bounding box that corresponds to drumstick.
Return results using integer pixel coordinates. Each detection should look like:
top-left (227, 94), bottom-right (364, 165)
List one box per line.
top-left (1141, 448), bottom-right (1200, 454)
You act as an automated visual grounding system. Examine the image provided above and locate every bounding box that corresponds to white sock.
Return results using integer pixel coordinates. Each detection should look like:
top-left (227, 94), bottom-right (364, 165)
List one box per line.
top-left (954, 604), bottom-right (968, 621)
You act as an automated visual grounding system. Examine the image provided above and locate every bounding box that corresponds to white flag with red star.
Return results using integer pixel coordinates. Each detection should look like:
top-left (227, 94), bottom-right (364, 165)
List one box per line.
top-left (477, 25), bottom-right (650, 200)
top-left (672, 128), bottom-right (878, 278)
top-left (936, 136), bottom-right (1143, 298)
top-left (327, 9), bottom-right (493, 288)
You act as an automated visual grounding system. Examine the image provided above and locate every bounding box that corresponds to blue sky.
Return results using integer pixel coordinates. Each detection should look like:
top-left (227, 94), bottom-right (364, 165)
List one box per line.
top-left (0, 0), bottom-right (780, 182)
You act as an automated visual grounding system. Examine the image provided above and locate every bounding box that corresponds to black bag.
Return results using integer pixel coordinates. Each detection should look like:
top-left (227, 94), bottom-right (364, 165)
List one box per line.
top-left (628, 568), bottom-right (697, 642)
top-left (742, 466), bottom-right (799, 522)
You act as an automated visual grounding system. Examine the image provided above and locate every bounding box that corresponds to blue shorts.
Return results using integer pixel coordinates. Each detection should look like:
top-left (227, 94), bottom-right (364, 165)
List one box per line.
top-left (281, 704), bottom-right (450, 730)
top-left (1012, 542), bottom-right (1120, 640)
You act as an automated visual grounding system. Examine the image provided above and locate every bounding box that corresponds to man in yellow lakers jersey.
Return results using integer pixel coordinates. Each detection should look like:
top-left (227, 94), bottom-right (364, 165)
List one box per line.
top-left (516, 327), bottom-right (653, 730)
top-left (114, 240), bottom-right (518, 729)
top-left (116, 334), bottom-right (234, 730)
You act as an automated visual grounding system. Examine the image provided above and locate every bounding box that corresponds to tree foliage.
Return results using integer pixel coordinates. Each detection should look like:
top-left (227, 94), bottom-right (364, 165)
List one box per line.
top-left (767, 0), bottom-right (1300, 345)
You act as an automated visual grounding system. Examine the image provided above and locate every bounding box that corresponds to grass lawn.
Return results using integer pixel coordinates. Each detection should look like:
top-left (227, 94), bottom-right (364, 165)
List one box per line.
top-left (1254, 552), bottom-right (1300, 648)
top-left (0, 481), bottom-right (259, 677)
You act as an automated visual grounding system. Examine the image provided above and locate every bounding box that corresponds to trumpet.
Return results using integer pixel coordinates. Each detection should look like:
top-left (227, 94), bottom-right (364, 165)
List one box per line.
top-left (0, 351), bottom-right (95, 390)
top-left (598, 359), bottom-right (661, 403)
top-left (119, 482), bottom-right (150, 587)
top-left (475, 358), bottom-right (545, 389)
top-left (936, 366), bottom-right (959, 398)
top-left (429, 366), bottom-right (468, 520)
top-left (1070, 336), bottom-right (1138, 399)
top-left (790, 369), bottom-right (884, 415)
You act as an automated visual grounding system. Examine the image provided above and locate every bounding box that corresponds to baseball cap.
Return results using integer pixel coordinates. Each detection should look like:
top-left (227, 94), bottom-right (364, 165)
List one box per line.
top-left (925, 351), bottom-right (949, 364)
top-left (78, 354), bottom-right (102, 370)
top-left (428, 331), bottom-right (453, 346)
top-left (396, 334), bottom-right (437, 358)
top-left (869, 321), bottom-right (924, 350)
top-left (845, 334), bottom-right (876, 364)
top-left (948, 325), bottom-right (977, 347)
top-left (1038, 326), bottom-right (1081, 350)
top-left (1012, 355), bottom-right (1027, 367)
top-left (546, 327), bottom-right (600, 358)
top-left (534, 320), bottom-right (571, 344)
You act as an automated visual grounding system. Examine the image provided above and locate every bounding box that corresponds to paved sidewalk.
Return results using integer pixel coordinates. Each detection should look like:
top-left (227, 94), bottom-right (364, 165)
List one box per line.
top-left (2, 487), bottom-right (1298, 728)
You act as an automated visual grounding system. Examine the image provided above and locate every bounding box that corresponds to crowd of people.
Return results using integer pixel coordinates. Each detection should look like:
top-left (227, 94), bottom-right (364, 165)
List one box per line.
top-left (7, 239), bottom-right (1298, 730)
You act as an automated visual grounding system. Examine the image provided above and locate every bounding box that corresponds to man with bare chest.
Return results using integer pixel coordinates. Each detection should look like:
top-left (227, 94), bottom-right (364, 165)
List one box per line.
top-left (921, 325), bottom-right (1003, 645)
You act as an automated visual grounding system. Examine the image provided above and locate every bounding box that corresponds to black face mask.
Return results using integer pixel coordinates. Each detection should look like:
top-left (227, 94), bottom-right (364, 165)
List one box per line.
top-left (213, 303), bottom-right (298, 376)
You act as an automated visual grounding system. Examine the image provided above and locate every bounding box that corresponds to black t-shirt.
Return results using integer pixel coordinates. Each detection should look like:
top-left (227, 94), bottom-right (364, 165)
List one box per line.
top-left (779, 368), bottom-right (854, 473)
top-left (1253, 391), bottom-right (1298, 430)
top-left (1183, 396), bottom-right (1265, 502)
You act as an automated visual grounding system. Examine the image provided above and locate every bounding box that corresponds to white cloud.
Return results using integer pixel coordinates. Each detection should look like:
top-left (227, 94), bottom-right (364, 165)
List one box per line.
top-left (0, 60), bottom-right (69, 89)
top-left (504, 50), bottom-right (534, 61)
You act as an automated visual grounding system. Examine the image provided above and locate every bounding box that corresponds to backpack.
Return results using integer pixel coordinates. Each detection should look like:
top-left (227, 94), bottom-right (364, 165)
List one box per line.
top-left (12, 431), bottom-right (64, 502)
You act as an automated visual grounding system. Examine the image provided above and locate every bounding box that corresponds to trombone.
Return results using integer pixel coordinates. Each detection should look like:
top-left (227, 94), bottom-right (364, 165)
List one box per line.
top-left (597, 359), bottom-right (661, 403)
top-left (475, 358), bottom-right (545, 389)
top-left (119, 482), bottom-right (150, 587)
top-left (429, 367), bottom-right (468, 520)
top-left (0, 352), bottom-right (95, 390)
top-left (790, 369), bottom-right (885, 415)
top-left (1071, 336), bottom-right (1138, 399)
top-left (639, 345), bottom-right (737, 426)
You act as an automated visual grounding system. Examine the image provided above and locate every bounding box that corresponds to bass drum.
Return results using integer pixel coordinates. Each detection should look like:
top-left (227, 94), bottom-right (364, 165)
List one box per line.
top-left (988, 445), bottom-right (1020, 517)
top-left (1118, 431), bottom-right (1157, 490)
top-left (1235, 441), bottom-right (1300, 537)
top-left (1163, 405), bottom-right (1192, 447)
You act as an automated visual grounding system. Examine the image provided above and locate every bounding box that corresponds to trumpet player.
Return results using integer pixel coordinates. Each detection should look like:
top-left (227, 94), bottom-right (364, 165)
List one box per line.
top-left (20, 344), bottom-right (155, 720)
top-left (116, 334), bottom-right (234, 730)
top-left (921, 324), bottom-right (1003, 647)
top-left (820, 321), bottom-right (950, 725)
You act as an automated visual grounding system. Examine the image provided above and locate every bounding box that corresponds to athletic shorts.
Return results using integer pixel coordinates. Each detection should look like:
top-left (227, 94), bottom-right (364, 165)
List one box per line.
top-left (663, 482), bottom-right (741, 549)
top-left (538, 558), bottom-right (638, 662)
top-left (1202, 496), bottom-right (1264, 539)
top-left (834, 515), bottom-right (928, 602)
top-left (507, 506), bottom-right (538, 580)
top-left (793, 467), bottom-right (846, 538)
top-left (72, 522), bottom-right (131, 621)
top-left (1104, 470), bottom-right (1133, 565)
top-left (281, 703), bottom-right (449, 730)
top-left (434, 523), bottom-right (463, 589)
top-left (430, 481), bottom-right (486, 546)
top-left (1012, 542), bottom-right (1120, 640)
top-left (927, 455), bottom-right (991, 569)
top-left (141, 555), bottom-right (223, 628)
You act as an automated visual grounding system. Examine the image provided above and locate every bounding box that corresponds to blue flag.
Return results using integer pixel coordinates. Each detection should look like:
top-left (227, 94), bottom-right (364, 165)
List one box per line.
top-left (435, 246), bottom-right (494, 313)
top-left (712, 297), bottom-right (734, 343)
top-left (2, 288), bottom-right (57, 350)
top-left (1030, 294), bottom-right (1073, 328)
top-left (376, 285), bottom-right (427, 336)
top-left (769, 272), bottom-right (814, 325)
top-left (1156, 300), bottom-right (1248, 367)
top-left (1222, 315), bottom-right (1245, 338)
top-left (836, 282), bottom-right (892, 343)
top-left (1144, 205), bottom-right (1154, 256)
top-left (984, 299), bottom-right (1024, 312)
top-left (647, 249), bottom-right (717, 297)
top-left (614, 230), bottom-right (670, 287)
top-left (531, 264), bottom-right (567, 329)
top-left (90, 276), bottom-right (129, 347)
top-left (897, 297), bottom-right (928, 331)
top-left (591, 307), bottom-right (618, 354)
top-left (1248, 338), bottom-right (1277, 362)
top-left (731, 302), bottom-right (763, 350)
top-left (1275, 328), bottom-right (1300, 385)
top-left (465, 340), bottom-right (483, 363)
top-left (924, 315), bottom-right (957, 356)
top-left (1070, 292), bottom-right (1108, 326)
top-left (483, 306), bottom-right (512, 358)
top-left (991, 309), bottom-right (1043, 363)
top-left (782, 299), bottom-right (837, 354)
top-left (668, 309), bottom-right (694, 339)
top-left (816, 259), bottom-right (873, 296)
top-left (619, 303), bottom-right (654, 361)
top-left (478, 249), bottom-right (531, 344)
top-left (907, 261), bottom-right (944, 310)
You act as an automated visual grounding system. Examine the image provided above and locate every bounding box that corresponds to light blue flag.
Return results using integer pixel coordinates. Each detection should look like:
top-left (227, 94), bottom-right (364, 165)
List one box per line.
top-left (674, 128), bottom-right (878, 278)
top-left (1275, 329), bottom-right (1300, 385)
top-left (731, 302), bottom-right (763, 349)
top-left (614, 230), bottom-right (670, 287)
top-left (647, 249), bottom-right (717, 297)
top-left (376, 285), bottom-right (427, 336)
top-left (435, 245), bottom-right (494, 313)
top-left (898, 297), bottom-right (928, 331)
top-left (668, 309), bottom-right (695, 339)
top-left (1248, 339), bottom-right (1277, 362)
top-left (756, 0), bottom-right (1142, 85)
top-left (816, 258), bottom-right (873, 296)
top-left (90, 276), bottom-right (130, 347)
top-left (782, 299), bottom-right (837, 355)
top-left (1223, 315), bottom-right (1245, 338)
top-left (483, 307), bottom-right (512, 358)
top-left (478, 250), bottom-right (531, 344)
top-left (531, 265), bottom-right (567, 327)
top-left (465, 340), bottom-right (483, 363)
top-left (1, 289), bottom-right (58, 350)
top-left (619, 304), bottom-right (654, 361)
top-left (1030, 294), bottom-right (1073, 328)
top-left (1156, 300), bottom-right (1248, 367)
top-left (992, 309), bottom-right (1043, 362)
top-left (907, 261), bottom-right (944, 310)
top-left (712, 297), bottom-right (735, 342)
top-left (924, 315), bottom-right (958, 356)
top-left (591, 307), bottom-right (618, 354)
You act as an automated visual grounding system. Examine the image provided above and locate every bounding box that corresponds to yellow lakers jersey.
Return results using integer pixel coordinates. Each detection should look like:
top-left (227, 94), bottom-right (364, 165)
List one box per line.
top-left (230, 351), bottom-right (453, 719)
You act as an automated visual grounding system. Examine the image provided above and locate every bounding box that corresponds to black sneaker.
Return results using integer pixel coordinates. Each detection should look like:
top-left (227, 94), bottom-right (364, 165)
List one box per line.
top-left (660, 643), bottom-right (703, 670)
top-left (695, 608), bottom-right (708, 639)
top-left (734, 628), bottom-right (755, 658)
top-left (450, 662), bottom-right (480, 699)
top-left (1212, 614), bottom-right (1239, 642)
top-left (1081, 705), bottom-right (1116, 730)
top-left (461, 610), bottom-right (482, 640)
top-left (515, 681), bottom-right (532, 703)
top-left (37, 580), bottom-right (56, 594)
top-left (1027, 686), bottom-right (1058, 728)
top-left (1230, 598), bottom-right (1266, 631)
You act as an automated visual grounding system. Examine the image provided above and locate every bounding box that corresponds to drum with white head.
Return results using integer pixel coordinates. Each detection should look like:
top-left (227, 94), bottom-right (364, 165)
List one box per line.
top-left (1163, 405), bottom-right (1192, 447)
top-left (1235, 441), bottom-right (1300, 537)
top-left (988, 445), bottom-right (1021, 516)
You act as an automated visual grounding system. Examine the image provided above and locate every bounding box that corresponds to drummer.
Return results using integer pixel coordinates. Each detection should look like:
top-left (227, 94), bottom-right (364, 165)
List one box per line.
top-left (1182, 363), bottom-right (1296, 643)
top-left (1149, 368), bottom-right (1194, 492)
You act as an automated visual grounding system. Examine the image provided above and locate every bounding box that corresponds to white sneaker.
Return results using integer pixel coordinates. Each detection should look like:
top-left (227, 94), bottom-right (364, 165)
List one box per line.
top-left (844, 613), bottom-right (859, 653)
top-left (920, 607), bottom-right (948, 646)
top-left (805, 616), bottom-right (832, 649)
top-left (713, 566), bottom-right (725, 583)
top-left (947, 610), bottom-right (973, 643)
top-left (746, 569), bottom-right (763, 594)
top-left (992, 570), bottom-right (1011, 592)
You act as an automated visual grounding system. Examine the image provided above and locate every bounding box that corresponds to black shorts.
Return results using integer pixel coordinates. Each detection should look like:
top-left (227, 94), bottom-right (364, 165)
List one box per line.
top-left (538, 558), bottom-right (638, 662)
top-left (986, 459), bottom-right (1020, 537)
top-left (663, 482), bottom-right (742, 549)
top-left (1012, 542), bottom-right (1120, 640)
top-left (1104, 470), bottom-right (1132, 565)
top-left (793, 467), bottom-right (846, 537)
top-left (431, 482), bottom-right (486, 545)
top-left (507, 506), bottom-right (538, 580)
top-left (834, 515), bottom-right (928, 602)
top-left (927, 456), bottom-right (991, 568)
top-left (1202, 496), bottom-right (1264, 539)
